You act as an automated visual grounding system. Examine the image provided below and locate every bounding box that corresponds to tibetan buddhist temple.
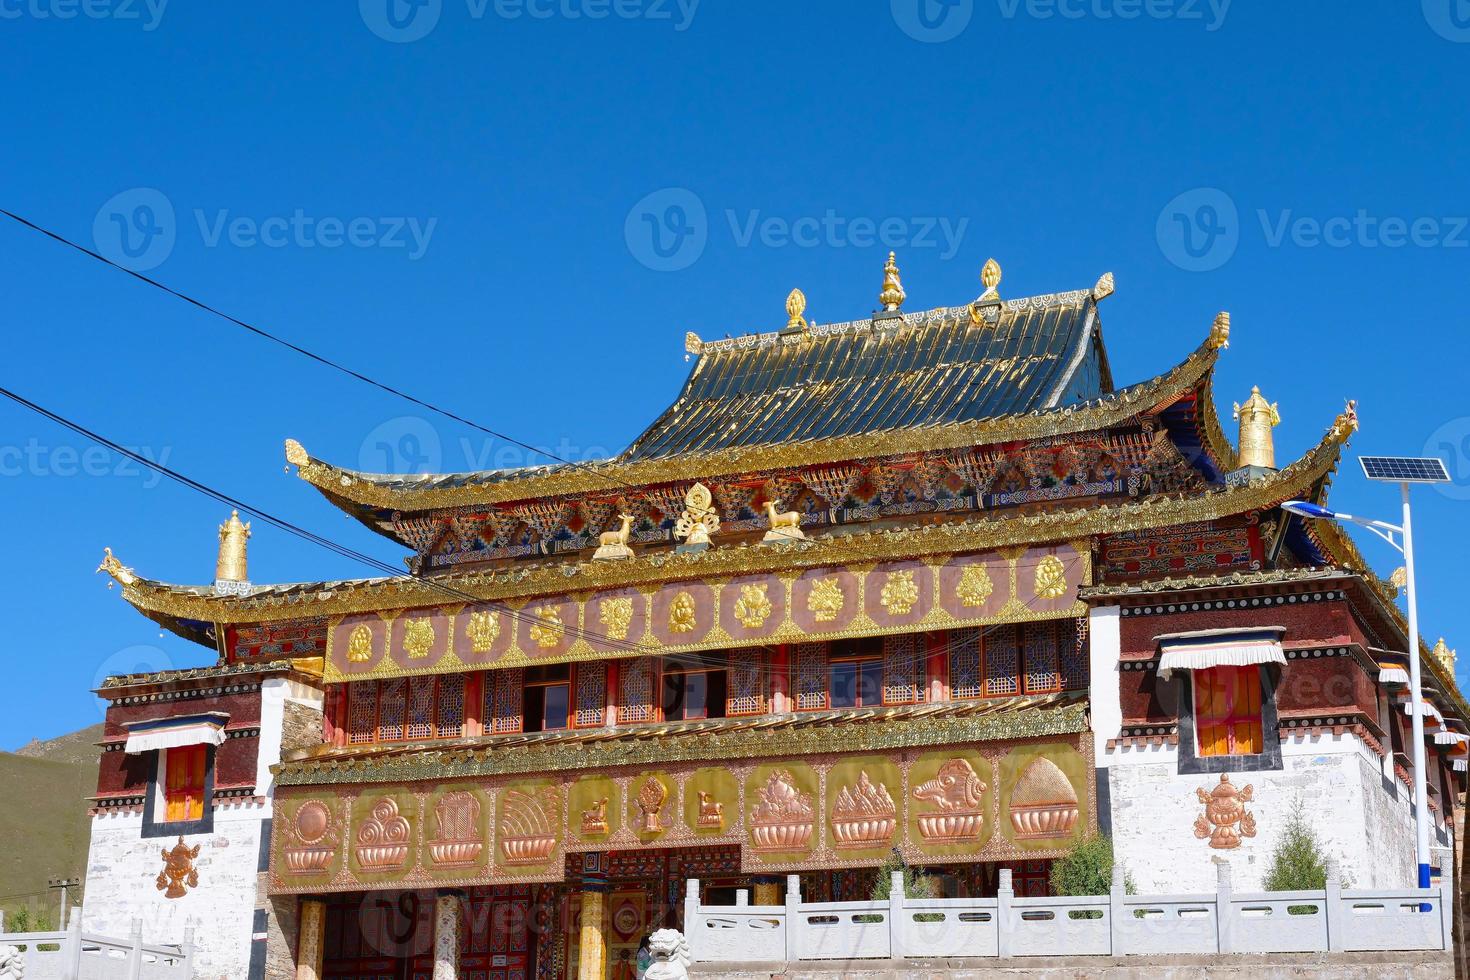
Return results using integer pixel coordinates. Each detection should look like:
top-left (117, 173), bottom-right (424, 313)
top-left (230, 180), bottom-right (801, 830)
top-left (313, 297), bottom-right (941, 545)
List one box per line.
top-left (85, 258), bottom-right (1466, 979)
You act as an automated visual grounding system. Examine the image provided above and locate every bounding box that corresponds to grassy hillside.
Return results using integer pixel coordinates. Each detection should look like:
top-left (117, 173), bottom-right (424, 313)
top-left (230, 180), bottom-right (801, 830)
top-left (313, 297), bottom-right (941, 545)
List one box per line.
top-left (0, 725), bottom-right (101, 927)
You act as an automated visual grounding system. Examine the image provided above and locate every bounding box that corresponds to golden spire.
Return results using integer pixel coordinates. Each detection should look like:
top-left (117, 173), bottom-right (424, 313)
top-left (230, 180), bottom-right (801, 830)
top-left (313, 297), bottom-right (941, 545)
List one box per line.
top-left (1208, 311), bottom-right (1231, 351)
top-left (1233, 386), bottom-right (1281, 469)
top-left (216, 510), bottom-right (251, 584)
top-left (785, 288), bottom-right (808, 330)
top-left (979, 258), bottom-right (1002, 301)
top-left (1434, 638), bottom-right (1456, 674)
top-left (879, 252), bottom-right (906, 312)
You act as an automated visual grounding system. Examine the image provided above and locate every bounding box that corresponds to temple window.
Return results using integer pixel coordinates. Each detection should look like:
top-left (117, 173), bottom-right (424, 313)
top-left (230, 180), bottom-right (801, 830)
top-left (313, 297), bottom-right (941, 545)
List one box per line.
top-left (485, 667), bottom-right (525, 734)
top-left (881, 634), bottom-right (925, 705)
top-left (162, 744), bottom-right (207, 823)
top-left (574, 662), bottom-right (608, 728)
top-left (345, 673), bottom-right (468, 744)
top-left (726, 651), bottom-right (768, 716)
top-left (830, 657), bottom-right (883, 708)
top-left (617, 656), bottom-right (659, 724)
top-left (662, 655), bottom-right (727, 721)
top-left (523, 665), bottom-right (571, 732)
top-left (1192, 665), bottom-right (1264, 757)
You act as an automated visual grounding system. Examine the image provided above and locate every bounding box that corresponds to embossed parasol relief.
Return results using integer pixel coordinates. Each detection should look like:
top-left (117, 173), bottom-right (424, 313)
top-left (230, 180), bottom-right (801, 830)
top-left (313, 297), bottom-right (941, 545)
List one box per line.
top-left (1007, 757), bottom-right (1080, 840)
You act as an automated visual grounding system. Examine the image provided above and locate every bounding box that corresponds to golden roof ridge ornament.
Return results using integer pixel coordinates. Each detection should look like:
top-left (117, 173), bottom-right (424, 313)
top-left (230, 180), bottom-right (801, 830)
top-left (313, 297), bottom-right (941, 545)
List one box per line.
top-left (878, 251), bottom-right (906, 313)
top-left (215, 509), bottom-right (252, 594)
top-left (1207, 311), bottom-right (1231, 351)
top-left (1233, 386), bottom-right (1281, 470)
top-left (684, 331), bottom-right (703, 361)
top-left (1326, 400), bottom-right (1359, 446)
top-left (97, 547), bottom-right (137, 588)
top-left (785, 289), bottom-right (809, 332)
top-left (1434, 638), bottom-right (1456, 675)
top-left (968, 257), bottom-right (1003, 326)
top-left (284, 438), bottom-right (309, 468)
top-left (674, 482), bottom-right (720, 551)
top-left (1092, 271), bottom-right (1115, 302)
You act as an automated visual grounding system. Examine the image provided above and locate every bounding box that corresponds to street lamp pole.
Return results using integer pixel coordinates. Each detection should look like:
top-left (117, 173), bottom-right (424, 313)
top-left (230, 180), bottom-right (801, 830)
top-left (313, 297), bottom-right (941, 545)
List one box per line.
top-left (1399, 482), bottom-right (1432, 888)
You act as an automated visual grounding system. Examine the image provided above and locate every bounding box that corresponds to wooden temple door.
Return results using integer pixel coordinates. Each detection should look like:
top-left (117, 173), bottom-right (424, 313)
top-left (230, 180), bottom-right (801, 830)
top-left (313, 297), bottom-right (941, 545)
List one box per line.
top-left (321, 891), bottom-right (434, 980)
top-left (461, 886), bottom-right (534, 980)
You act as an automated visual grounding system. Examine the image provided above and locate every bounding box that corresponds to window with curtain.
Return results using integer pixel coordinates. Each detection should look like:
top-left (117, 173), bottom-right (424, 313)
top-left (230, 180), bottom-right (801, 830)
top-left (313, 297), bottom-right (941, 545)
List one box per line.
top-left (1193, 665), bottom-right (1264, 757)
top-left (163, 744), bottom-right (207, 822)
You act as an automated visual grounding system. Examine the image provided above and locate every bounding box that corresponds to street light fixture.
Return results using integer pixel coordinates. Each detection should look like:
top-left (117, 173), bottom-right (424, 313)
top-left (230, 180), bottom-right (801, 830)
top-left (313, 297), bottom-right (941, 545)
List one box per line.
top-left (1281, 454), bottom-right (1450, 889)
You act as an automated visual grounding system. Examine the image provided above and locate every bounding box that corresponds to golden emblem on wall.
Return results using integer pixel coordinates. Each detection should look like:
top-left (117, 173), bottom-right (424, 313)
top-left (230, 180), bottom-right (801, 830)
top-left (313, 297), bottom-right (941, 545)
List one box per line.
top-left (636, 777), bottom-right (669, 834)
top-left (956, 564), bottom-right (995, 608)
top-left (156, 836), bottom-right (200, 899)
top-left (879, 570), bottom-right (920, 616)
top-left (347, 624), bottom-right (374, 663)
top-left (429, 791), bottom-right (482, 868)
top-left (751, 770), bottom-right (814, 852)
top-left (673, 482), bottom-right (720, 547)
top-left (807, 576), bottom-right (845, 622)
top-left (733, 583), bottom-right (774, 628)
top-left (402, 618), bottom-right (435, 659)
top-left (528, 605), bottom-right (564, 649)
top-left (912, 759), bottom-right (988, 843)
top-left (599, 597), bottom-right (634, 641)
top-left (500, 787), bottom-right (561, 865)
top-left (668, 592), bottom-right (697, 634)
top-left (466, 611), bottom-right (500, 652)
top-left (697, 791), bottom-right (725, 830)
top-left (830, 771), bottom-right (897, 849)
top-left (1194, 774), bottom-right (1257, 850)
top-left (1033, 555), bottom-right (1068, 600)
top-left (581, 798), bottom-right (610, 837)
top-left (1008, 757), bottom-right (1080, 839)
top-left (355, 798), bottom-right (412, 871)
top-left (284, 800), bottom-right (336, 874)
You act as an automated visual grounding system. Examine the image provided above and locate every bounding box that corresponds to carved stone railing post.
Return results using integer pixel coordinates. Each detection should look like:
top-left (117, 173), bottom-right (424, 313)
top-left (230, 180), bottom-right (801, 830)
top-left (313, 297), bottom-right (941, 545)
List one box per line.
top-left (996, 868), bottom-right (1013, 959)
top-left (180, 925), bottom-right (196, 978)
top-left (1324, 858), bottom-right (1345, 952)
top-left (1108, 861), bottom-right (1126, 956)
top-left (62, 914), bottom-right (84, 980)
top-left (683, 879), bottom-right (700, 944)
top-left (125, 918), bottom-right (145, 980)
top-left (784, 874), bottom-right (802, 963)
top-left (888, 870), bottom-right (905, 960)
top-left (1215, 861), bottom-right (1234, 954)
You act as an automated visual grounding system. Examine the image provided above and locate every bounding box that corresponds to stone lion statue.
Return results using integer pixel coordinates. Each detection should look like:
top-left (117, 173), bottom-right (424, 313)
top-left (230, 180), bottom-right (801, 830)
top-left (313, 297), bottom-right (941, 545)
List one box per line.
top-left (0, 946), bottom-right (25, 979)
top-left (645, 928), bottom-right (691, 980)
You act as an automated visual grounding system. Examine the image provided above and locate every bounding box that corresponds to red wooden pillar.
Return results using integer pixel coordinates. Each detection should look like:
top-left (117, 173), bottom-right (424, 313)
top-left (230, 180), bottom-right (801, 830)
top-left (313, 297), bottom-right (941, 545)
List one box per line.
top-left (321, 684), bottom-right (347, 747)
top-left (463, 672), bottom-right (485, 737)
top-left (925, 631), bottom-right (949, 703)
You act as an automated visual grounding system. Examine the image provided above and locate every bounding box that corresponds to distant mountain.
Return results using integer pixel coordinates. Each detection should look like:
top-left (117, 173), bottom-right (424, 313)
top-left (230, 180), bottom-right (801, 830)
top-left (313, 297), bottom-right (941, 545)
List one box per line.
top-left (0, 724), bottom-right (100, 927)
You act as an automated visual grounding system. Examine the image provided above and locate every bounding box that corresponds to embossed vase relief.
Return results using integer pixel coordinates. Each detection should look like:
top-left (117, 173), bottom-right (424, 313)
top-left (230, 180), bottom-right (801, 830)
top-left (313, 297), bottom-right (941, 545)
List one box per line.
top-left (324, 543), bottom-right (1089, 681)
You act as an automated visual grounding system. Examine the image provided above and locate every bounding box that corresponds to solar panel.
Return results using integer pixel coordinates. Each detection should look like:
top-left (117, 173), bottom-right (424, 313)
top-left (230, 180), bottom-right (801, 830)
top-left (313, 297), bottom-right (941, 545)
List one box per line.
top-left (1359, 456), bottom-right (1451, 483)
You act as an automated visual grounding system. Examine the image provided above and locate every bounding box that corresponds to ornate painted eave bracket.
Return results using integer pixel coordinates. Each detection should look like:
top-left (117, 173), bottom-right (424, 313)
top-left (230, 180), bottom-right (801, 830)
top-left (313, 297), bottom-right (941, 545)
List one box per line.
top-left (284, 314), bottom-right (1232, 513)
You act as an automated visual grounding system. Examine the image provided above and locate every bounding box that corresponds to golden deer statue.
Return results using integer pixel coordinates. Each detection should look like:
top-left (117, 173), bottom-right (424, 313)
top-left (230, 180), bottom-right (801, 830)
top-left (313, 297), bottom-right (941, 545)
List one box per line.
top-left (593, 513), bottom-right (636, 560)
top-left (762, 500), bottom-right (806, 543)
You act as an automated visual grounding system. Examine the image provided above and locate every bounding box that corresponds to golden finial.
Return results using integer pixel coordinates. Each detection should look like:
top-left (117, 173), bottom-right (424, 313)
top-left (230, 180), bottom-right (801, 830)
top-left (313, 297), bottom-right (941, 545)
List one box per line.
top-left (879, 251), bottom-right (906, 312)
top-left (1092, 271), bottom-right (1115, 302)
top-left (1433, 638), bottom-right (1456, 674)
top-left (979, 258), bottom-right (1002, 301)
top-left (216, 510), bottom-right (251, 584)
top-left (1208, 311), bottom-right (1231, 351)
top-left (684, 331), bottom-right (703, 358)
top-left (1233, 386), bottom-right (1281, 470)
top-left (785, 289), bottom-right (808, 330)
top-left (1390, 567), bottom-right (1408, 594)
top-left (284, 438), bottom-right (309, 468)
top-left (97, 548), bottom-right (137, 588)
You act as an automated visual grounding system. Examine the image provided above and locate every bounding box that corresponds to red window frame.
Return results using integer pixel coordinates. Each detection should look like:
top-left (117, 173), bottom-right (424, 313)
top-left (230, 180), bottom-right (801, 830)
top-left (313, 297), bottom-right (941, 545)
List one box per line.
top-left (1193, 665), bottom-right (1264, 757)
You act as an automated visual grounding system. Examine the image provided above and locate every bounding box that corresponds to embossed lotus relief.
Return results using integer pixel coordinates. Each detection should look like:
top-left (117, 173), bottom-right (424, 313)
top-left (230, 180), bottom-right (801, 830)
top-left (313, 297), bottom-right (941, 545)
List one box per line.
top-left (429, 791), bottom-right (483, 868)
top-left (912, 759), bottom-right (988, 843)
top-left (830, 770), bottom-right (896, 849)
top-left (1007, 757), bottom-right (1079, 840)
top-left (750, 770), bottom-right (814, 852)
top-left (500, 786), bottom-right (561, 865)
top-left (284, 799), bottom-right (336, 873)
top-left (355, 798), bottom-right (412, 871)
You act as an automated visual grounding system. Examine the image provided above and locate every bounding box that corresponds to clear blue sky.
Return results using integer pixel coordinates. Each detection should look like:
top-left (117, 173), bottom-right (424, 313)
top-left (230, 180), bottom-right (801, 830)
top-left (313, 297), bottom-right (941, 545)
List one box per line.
top-left (2, 2), bottom-right (1468, 748)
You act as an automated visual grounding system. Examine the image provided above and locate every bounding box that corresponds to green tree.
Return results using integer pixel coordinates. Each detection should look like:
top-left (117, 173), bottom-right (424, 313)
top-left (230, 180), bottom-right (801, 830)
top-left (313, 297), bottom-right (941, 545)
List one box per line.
top-left (870, 850), bottom-right (938, 902)
top-left (1263, 799), bottom-right (1331, 892)
top-left (1050, 833), bottom-right (1135, 896)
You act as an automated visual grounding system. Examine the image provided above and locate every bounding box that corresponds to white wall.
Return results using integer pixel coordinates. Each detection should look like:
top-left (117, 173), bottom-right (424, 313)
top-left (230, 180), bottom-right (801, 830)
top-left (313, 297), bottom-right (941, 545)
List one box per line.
top-left (1106, 730), bottom-right (1448, 894)
top-left (1087, 605), bottom-right (1122, 764)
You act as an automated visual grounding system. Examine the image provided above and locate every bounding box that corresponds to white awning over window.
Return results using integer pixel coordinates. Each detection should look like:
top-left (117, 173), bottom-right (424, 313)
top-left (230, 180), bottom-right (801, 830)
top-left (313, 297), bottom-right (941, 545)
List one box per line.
top-left (1156, 627), bottom-right (1286, 680)
top-left (1377, 662), bottom-right (1411, 686)
top-left (122, 712), bottom-right (229, 754)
